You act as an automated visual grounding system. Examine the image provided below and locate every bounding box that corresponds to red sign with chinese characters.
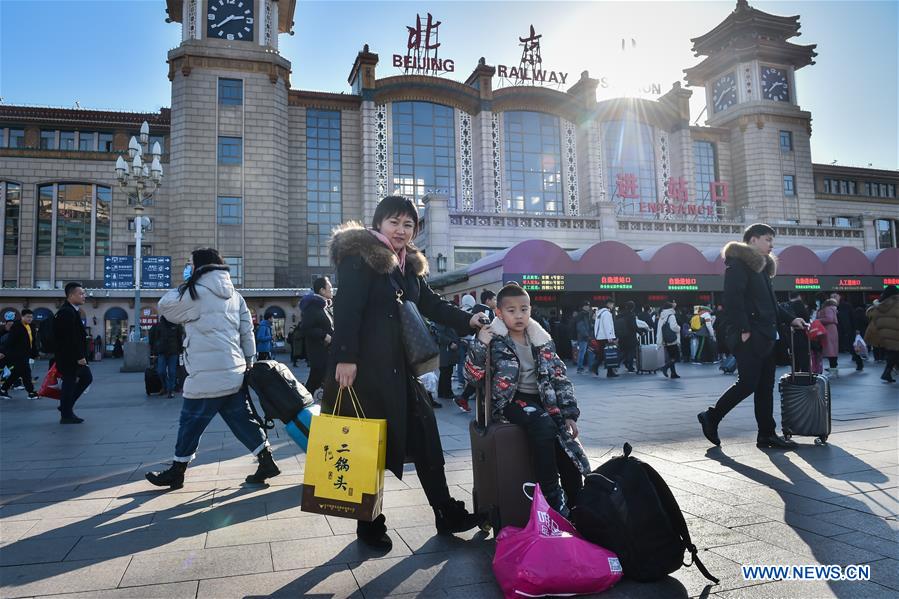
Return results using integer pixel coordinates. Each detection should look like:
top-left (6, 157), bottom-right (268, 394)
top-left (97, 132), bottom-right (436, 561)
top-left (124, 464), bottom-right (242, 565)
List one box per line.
top-left (667, 277), bottom-right (697, 286)
top-left (601, 276), bottom-right (632, 285)
top-left (884, 278), bottom-right (899, 286)
top-left (837, 279), bottom-right (862, 287)
top-left (614, 173), bottom-right (730, 218)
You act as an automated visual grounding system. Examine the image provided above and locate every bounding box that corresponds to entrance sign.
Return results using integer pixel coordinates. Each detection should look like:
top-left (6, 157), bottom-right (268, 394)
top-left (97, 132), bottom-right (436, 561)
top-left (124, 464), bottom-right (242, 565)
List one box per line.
top-left (393, 13), bottom-right (455, 75)
top-left (496, 24), bottom-right (569, 87)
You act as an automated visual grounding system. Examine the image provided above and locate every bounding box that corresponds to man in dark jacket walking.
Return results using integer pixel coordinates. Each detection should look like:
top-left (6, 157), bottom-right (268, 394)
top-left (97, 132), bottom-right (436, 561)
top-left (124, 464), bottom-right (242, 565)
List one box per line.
top-left (0, 310), bottom-right (39, 399)
top-left (299, 276), bottom-right (334, 396)
top-left (55, 282), bottom-right (93, 423)
top-left (698, 224), bottom-right (807, 450)
top-left (150, 316), bottom-right (184, 398)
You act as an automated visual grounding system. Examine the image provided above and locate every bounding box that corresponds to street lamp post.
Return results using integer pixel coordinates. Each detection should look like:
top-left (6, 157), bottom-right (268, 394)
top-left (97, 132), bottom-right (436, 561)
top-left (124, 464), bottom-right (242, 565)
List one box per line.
top-left (114, 120), bottom-right (163, 338)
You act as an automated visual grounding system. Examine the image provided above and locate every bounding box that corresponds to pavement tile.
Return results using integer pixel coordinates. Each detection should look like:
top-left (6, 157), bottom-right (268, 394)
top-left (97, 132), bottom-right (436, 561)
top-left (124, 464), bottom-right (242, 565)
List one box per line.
top-left (816, 508), bottom-right (899, 542)
top-left (271, 531), bottom-right (412, 570)
top-left (104, 490), bottom-right (214, 513)
top-left (205, 514), bottom-right (332, 547)
top-left (731, 521), bottom-right (883, 565)
top-left (868, 557), bottom-right (899, 591)
top-left (830, 530), bottom-right (899, 560)
top-left (65, 529), bottom-right (208, 561)
top-left (119, 542), bottom-right (272, 586)
top-left (349, 547), bottom-right (494, 597)
top-left (395, 524), bottom-right (492, 554)
top-left (32, 581), bottom-right (199, 598)
top-left (196, 563), bottom-right (362, 598)
top-left (0, 521), bottom-right (37, 544)
top-left (0, 535), bottom-right (81, 566)
top-left (0, 498), bottom-right (114, 521)
top-left (0, 556), bottom-right (131, 598)
top-left (715, 579), bottom-right (889, 598)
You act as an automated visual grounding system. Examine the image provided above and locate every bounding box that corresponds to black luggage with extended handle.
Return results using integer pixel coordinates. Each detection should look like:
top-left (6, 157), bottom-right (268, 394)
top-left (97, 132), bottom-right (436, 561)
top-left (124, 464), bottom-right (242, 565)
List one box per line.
top-left (571, 443), bottom-right (719, 584)
top-left (245, 360), bottom-right (314, 428)
top-left (779, 334), bottom-right (831, 445)
top-left (469, 346), bottom-right (536, 535)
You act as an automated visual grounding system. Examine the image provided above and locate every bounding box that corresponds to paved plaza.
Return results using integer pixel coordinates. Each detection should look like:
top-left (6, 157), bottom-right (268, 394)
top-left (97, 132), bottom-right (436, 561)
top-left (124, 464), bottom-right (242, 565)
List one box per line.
top-left (0, 356), bottom-right (896, 598)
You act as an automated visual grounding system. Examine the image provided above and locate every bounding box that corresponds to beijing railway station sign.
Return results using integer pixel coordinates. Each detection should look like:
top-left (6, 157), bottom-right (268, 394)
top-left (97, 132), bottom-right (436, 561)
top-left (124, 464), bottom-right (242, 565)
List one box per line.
top-left (393, 13), bottom-right (455, 75)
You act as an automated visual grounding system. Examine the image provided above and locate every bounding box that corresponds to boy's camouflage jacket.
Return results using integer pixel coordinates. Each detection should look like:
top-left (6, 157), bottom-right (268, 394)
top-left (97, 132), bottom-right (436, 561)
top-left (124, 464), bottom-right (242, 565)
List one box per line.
top-left (465, 318), bottom-right (590, 475)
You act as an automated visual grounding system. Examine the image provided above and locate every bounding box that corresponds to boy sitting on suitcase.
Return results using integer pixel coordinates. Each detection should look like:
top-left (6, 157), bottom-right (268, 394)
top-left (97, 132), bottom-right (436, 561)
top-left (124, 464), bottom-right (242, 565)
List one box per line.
top-left (465, 282), bottom-right (590, 517)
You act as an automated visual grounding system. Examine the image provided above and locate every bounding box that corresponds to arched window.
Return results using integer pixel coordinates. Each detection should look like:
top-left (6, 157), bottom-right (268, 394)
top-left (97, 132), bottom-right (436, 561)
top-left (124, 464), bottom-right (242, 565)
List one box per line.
top-left (36, 183), bottom-right (112, 256)
top-left (602, 120), bottom-right (657, 215)
top-left (503, 111), bottom-right (563, 214)
top-left (104, 307), bottom-right (129, 348)
top-left (392, 101), bottom-right (457, 205)
top-left (1, 182), bottom-right (21, 256)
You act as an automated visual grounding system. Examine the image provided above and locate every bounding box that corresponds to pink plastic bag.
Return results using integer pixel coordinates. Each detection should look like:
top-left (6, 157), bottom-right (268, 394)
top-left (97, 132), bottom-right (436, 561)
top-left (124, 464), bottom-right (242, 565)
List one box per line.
top-left (493, 483), bottom-right (623, 598)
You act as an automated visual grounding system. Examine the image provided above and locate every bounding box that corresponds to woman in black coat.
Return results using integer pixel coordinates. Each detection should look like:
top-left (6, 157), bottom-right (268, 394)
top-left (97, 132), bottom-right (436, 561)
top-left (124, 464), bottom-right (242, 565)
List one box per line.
top-left (325, 196), bottom-right (486, 551)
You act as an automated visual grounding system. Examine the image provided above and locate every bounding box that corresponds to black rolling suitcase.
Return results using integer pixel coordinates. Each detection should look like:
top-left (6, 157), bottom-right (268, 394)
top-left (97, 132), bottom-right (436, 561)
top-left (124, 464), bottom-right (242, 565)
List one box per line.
top-left (145, 358), bottom-right (163, 396)
top-left (469, 349), bottom-right (536, 535)
top-left (779, 335), bottom-right (831, 445)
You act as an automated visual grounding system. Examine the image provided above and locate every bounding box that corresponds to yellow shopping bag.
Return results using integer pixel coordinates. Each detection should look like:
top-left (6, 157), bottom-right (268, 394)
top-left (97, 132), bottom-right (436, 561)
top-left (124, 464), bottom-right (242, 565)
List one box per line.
top-left (301, 387), bottom-right (387, 521)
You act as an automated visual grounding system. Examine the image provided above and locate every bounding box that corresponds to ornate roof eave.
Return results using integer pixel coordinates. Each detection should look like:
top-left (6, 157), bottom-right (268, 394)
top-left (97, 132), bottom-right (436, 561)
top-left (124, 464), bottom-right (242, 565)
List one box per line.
top-left (0, 105), bottom-right (171, 128)
top-left (591, 97), bottom-right (683, 131)
top-left (690, 1), bottom-right (803, 56)
top-left (373, 75), bottom-right (482, 114)
top-left (166, 0), bottom-right (297, 34)
top-left (684, 40), bottom-right (817, 86)
top-left (492, 85), bottom-right (583, 123)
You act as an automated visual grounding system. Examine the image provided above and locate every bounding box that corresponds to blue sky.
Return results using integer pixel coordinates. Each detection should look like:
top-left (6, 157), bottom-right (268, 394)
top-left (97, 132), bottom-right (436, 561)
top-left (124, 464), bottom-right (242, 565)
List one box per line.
top-left (1, 0), bottom-right (896, 169)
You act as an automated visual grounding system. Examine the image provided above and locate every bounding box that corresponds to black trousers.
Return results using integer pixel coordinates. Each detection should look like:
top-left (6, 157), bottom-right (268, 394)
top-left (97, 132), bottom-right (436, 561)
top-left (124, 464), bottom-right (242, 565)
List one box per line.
top-left (407, 384), bottom-right (452, 508)
top-left (710, 336), bottom-right (777, 437)
top-left (305, 366), bottom-right (326, 395)
top-left (503, 393), bottom-right (582, 504)
top-left (59, 364), bottom-right (93, 418)
top-left (1, 358), bottom-right (34, 393)
top-left (437, 365), bottom-right (454, 398)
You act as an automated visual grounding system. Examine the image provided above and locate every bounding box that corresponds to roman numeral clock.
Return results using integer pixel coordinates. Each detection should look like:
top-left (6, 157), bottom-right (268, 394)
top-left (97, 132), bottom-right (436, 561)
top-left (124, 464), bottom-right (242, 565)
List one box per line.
top-left (207, 0), bottom-right (254, 41)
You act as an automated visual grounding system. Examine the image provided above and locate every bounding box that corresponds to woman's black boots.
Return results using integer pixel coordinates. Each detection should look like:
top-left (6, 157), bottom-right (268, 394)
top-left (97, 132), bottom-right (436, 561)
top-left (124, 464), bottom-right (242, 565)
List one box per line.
top-left (357, 514), bottom-right (392, 551)
top-left (145, 461), bottom-right (187, 489)
top-left (434, 498), bottom-right (482, 534)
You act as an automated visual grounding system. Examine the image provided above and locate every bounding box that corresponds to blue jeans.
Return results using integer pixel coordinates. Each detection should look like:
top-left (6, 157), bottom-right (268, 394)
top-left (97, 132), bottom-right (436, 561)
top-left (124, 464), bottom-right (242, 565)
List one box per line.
top-left (576, 340), bottom-right (589, 369)
top-left (173, 390), bottom-right (269, 462)
top-left (157, 354), bottom-right (179, 393)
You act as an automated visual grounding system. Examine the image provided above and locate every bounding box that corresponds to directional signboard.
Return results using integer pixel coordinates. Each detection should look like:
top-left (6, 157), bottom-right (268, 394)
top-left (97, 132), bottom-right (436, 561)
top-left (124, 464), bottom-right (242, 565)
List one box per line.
top-left (103, 256), bottom-right (172, 289)
top-left (141, 256), bottom-right (172, 289)
top-left (104, 256), bottom-right (135, 289)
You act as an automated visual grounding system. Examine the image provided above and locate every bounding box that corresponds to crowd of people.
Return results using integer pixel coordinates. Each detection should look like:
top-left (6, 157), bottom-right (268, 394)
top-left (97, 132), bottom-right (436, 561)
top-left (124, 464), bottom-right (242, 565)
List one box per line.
top-left (1, 194), bottom-right (897, 558)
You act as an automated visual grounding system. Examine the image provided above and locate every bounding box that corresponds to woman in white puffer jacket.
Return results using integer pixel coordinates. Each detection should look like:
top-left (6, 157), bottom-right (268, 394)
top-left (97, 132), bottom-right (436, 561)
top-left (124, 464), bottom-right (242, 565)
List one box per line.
top-left (145, 248), bottom-right (279, 489)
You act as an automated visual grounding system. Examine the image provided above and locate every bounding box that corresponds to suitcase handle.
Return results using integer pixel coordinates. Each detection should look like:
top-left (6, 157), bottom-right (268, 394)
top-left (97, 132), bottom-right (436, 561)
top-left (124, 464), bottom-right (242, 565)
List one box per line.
top-left (476, 345), bottom-right (492, 428)
top-left (789, 323), bottom-right (813, 380)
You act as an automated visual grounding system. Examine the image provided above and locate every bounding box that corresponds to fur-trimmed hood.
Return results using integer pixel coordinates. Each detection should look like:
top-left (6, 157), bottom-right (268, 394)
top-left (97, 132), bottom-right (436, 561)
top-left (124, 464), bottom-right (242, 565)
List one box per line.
top-left (487, 317), bottom-right (553, 347)
top-left (722, 241), bottom-right (777, 278)
top-left (329, 221), bottom-right (428, 276)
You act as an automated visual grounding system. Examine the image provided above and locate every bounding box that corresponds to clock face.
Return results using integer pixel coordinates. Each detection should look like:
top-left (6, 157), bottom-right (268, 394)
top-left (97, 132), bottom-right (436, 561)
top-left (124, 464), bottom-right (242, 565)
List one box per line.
top-left (761, 66), bottom-right (790, 102)
top-left (712, 72), bottom-right (737, 113)
top-left (207, 0), bottom-right (255, 42)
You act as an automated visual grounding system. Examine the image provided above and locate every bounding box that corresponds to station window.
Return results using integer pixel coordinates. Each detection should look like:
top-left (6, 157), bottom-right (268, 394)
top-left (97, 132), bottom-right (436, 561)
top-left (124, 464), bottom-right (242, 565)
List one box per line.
top-left (40, 130), bottom-right (56, 150)
top-left (783, 175), bottom-right (795, 196)
top-left (217, 196), bottom-right (243, 225)
top-left (2, 182), bottom-right (21, 255)
top-left (36, 183), bottom-right (112, 257)
top-left (392, 101), bottom-right (456, 206)
top-left (306, 109), bottom-right (341, 267)
top-left (779, 130), bottom-right (792, 151)
top-left (224, 257), bottom-right (243, 285)
top-left (505, 111), bottom-right (562, 214)
top-left (96, 132), bottom-right (113, 152)
top-left (59, 131), bottom-right (76, 151)
top-left (219, 78), bottom-right (243, 105)
top-left (830, 216), bottom-right (853, 228)
top-left (875, 219), bottom-right (897, 249)
top-left (603, 119), bottom-right (657, 215)
top-left (78, 132), bottom-right (96, 151)
top-left (8, 129), bottom-right (24, 148)
top-left (218, 136), bottom-right (242, 165)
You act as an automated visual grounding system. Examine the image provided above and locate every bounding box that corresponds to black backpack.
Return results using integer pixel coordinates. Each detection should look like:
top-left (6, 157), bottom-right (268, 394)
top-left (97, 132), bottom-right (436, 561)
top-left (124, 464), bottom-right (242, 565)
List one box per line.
top-left (38, 317), bottom-right (57, 354)
top-left (661, 314), bottom-right (678, 345)
top-left (245, 360), bottom-right (313, 428)
top-left (571, 443), bottom-right (718, 584)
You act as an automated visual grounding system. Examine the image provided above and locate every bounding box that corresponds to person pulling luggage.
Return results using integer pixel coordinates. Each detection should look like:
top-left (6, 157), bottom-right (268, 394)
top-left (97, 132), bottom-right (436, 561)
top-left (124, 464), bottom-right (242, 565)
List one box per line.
top-left (145, 248), bottom-right (279, 489)
top-left (697, 224), bottom-right (808, 450)
top-left (466, 282), bottom-right (590, 517)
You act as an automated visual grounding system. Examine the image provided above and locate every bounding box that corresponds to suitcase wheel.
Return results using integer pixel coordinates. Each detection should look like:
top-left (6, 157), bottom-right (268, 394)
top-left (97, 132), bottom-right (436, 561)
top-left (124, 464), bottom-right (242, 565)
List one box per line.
top-left (783, 429), bottom-right (792, 440)
top-left (815, 436), bottom-right (828, 446)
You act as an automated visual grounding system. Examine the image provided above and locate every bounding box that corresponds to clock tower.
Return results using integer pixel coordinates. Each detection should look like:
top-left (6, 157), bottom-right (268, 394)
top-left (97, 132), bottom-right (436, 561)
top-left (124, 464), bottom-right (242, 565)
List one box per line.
top-left (684, 0), bottom-right (818, 225)
top-left (164, 0), bottom-right (296, 286)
